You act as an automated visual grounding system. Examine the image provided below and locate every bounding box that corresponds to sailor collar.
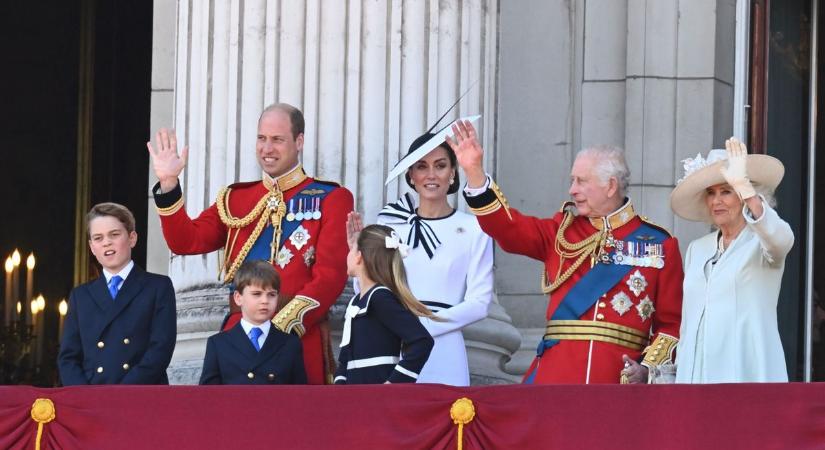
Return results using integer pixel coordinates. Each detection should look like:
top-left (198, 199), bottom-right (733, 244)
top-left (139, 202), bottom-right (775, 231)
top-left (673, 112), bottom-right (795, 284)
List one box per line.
top-left (262, 164), bottom-right (307, 192)
top-left (588, 199), bottom-right (636, 231)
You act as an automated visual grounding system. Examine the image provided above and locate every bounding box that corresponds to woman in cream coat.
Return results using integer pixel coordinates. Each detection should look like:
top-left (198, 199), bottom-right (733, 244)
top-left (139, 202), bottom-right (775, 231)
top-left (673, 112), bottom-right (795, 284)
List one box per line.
top-left (670, 138), bottom-right (793, 383)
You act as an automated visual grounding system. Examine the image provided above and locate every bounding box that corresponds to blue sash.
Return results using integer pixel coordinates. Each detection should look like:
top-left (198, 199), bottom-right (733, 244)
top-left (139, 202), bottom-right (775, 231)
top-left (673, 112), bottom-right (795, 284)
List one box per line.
top-left (524, 220), bottom-right (666, 384)
top-left (246, 181), bottom-right (336, 262)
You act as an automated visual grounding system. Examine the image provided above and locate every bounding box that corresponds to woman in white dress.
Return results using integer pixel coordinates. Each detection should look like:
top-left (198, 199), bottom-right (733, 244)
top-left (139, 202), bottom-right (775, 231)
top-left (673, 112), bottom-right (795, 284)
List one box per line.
top-left (350, 120), bottom-right (494, 386)
top-left (670, 137), bottom-right (794, 383)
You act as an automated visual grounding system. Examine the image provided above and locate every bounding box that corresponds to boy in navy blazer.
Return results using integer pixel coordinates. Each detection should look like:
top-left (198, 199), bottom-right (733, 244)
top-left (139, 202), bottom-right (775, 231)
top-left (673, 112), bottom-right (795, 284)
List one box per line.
top-left (199, 260), bottom-right (306, 384)
top-left (58, 203), bottom-right (177, 385)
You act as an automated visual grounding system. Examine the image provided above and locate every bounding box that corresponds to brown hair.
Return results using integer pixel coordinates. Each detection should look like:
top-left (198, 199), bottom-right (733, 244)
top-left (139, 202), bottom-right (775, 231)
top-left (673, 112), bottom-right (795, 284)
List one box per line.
top-left (357, 225), bottom-right (439, 319)
top-left (234, 259), bottom-right (281, 293)
top-left (86, 202), bottom-right (136, 238)
top-left (259, 103), bottom-right (305, 139)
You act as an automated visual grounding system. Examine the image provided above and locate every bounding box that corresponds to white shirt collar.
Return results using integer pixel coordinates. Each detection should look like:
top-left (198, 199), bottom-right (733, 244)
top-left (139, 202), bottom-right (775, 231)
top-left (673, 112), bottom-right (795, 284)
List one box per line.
top-left (103, 260), bottom-right (134, 283)
top-left (240, 317), bottom-right (271, 338)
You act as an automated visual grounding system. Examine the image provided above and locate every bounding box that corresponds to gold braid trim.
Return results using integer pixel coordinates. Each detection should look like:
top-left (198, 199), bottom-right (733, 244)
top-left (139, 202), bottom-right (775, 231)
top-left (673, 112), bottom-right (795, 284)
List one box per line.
top-left (156, 197), bottom-right (184, 216)
top-left (468, 202), bottom-right (501, 216)
top-left (216, 187), bottom-right (270, 228)
top-left (541, 212), bottom-right (608, 293)
top-left (272, 295), bottom-right (321, 336)
top-left (489, 180), bottom-right (512, 220)
top-left (641, 333), bottom-right (678, 368)
top-left (217, 185), bottom-right (287, 282)
top-left (223, 213), bottom-right (270, 282)
top-left (544, 320), bottom-right (649, 350)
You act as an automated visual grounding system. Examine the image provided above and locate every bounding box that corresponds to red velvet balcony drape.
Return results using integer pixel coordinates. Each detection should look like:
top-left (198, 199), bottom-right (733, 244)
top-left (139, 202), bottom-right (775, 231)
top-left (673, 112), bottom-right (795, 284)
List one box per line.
top-left (1, 383), bottom-right (823, 449)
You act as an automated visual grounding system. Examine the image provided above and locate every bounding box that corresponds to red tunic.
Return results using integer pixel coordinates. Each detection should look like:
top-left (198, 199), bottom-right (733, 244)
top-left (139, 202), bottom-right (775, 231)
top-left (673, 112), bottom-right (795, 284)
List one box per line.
top-left (154, 166), bottom-right (353, 384)
top-left (465, 181), bottom-right (683, 384)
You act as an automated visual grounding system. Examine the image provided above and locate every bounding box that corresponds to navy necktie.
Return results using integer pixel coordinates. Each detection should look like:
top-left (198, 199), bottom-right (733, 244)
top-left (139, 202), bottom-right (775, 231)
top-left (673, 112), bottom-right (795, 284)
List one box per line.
top-left (249, 327), bottom-right (263, 352)
top-left (108, 275), bottom-right (123, 300)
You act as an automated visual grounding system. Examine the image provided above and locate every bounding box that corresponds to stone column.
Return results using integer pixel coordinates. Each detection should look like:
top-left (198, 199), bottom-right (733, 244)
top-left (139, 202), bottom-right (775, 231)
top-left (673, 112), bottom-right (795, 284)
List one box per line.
top-left (150, 0), bottom-right (519, 384)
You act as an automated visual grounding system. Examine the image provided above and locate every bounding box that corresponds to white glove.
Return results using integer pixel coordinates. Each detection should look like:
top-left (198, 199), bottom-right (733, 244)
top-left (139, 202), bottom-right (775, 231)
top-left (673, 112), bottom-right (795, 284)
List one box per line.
top-left (720, 137), bottom-right (756, 200)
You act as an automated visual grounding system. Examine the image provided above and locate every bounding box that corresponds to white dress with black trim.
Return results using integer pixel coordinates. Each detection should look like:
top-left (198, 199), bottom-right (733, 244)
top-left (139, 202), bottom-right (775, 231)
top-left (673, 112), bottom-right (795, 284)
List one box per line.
top-left (377, 194), bottom-right (494, 386)
top-left (333, 285), bottom-right (434, 384)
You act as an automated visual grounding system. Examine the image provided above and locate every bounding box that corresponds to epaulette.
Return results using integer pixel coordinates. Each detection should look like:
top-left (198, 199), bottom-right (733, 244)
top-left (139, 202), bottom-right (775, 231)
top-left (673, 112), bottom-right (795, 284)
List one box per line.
top-left (226, 180), bottom-right (260, 190)
top-left (312, 178), bottom-right (341, 188)
top-left (639, 215), bottom-right (673, 238)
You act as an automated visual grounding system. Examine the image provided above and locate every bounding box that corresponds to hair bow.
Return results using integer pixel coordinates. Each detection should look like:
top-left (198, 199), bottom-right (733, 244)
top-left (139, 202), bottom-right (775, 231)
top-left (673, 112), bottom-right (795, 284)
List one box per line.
top-left (385, 231), bottom-right (411, 258)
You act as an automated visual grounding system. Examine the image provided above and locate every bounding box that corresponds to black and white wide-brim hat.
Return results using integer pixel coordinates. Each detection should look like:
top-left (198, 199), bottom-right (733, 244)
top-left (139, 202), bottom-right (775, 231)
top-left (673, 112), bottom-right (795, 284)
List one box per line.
top-left (669, 149), bottom-right (784, 223)
top-left (384, 115), bottom-right (481, 186)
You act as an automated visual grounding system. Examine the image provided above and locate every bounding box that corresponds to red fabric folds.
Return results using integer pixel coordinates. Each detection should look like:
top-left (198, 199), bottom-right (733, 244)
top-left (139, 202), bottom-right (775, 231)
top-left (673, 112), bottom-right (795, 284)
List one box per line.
top-left (0, 383), bottom-right (823, 449)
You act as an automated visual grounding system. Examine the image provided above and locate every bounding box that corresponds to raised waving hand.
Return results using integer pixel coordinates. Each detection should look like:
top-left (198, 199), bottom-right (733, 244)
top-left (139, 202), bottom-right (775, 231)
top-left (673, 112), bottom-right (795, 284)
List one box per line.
top-left (147, 128), bottom-right (189, 193)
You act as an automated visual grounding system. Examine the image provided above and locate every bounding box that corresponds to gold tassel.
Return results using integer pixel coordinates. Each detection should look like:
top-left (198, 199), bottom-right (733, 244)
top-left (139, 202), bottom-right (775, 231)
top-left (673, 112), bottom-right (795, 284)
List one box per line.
top-left (450, 397), bottom-right (476, 450)
top-left (30, 398), bottom-right (55, 450)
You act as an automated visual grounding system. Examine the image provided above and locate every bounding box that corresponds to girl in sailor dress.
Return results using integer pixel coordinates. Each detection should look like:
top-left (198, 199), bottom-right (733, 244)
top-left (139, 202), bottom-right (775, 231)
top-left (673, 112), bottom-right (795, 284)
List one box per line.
top-left (377, 137), bottom-right (494, 386)
top-left (333, 224), bottom-right (435, 384)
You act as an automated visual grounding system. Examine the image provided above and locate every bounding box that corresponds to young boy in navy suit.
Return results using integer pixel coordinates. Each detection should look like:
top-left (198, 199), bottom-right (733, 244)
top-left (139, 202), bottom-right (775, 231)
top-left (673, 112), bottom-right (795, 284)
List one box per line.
top-left (199, 260), bottom-right (306, 384)
top-left (58, 203), bottom-right (177, 385)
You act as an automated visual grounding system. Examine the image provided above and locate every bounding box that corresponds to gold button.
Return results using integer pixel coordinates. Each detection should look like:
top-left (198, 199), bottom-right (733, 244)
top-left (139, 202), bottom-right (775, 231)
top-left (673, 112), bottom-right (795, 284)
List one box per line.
top-left (123, 338), bottom-right (130, 345)
top-left (596, 313), bottom-right (604, 320)
top-left (122, 363), bottom-right (130, 370)
top-left (267, 373), bottom-right (276, 381)
top-left (247, 372), bottom-right (254, 379)
top-left (654, 351), bottom-right (660, 356)
top-left (97, 367), bottom-right (104, 373)
top-left (97, 341), bottom-right (105, 349)
top-left (598, 302), bottom-right (606, 308)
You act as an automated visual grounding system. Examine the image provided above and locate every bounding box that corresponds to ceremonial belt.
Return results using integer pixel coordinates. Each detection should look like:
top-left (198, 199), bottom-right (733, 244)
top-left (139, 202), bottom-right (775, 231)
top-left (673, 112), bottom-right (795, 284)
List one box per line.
top-left (247, 181), bottom-right (335, 262)
top-left (346, 356), bottom-right (400, 370)
top-left (421, 300), bottom-right (453, 312)
top-left (544, 320), bottom-right (648, 351)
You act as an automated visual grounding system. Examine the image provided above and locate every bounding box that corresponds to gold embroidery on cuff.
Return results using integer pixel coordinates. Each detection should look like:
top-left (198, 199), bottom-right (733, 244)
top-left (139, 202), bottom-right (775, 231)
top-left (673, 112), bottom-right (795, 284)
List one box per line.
top-left (271, 295), bottom-right (321, 336)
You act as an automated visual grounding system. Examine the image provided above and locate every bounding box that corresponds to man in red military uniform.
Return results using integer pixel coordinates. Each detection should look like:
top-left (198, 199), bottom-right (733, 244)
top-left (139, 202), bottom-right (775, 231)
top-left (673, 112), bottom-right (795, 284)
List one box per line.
top-left (448, 120), bottom-right (683, 384)
top-left (147, 103), bottom-right (352, 384)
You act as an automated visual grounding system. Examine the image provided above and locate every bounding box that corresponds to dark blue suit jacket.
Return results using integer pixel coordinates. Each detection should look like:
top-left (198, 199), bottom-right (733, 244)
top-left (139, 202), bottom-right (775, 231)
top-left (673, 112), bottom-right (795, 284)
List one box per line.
top-left (199, 322), bottom-right (307, 385)
top-left (57, 265), bottom-right (177, 385)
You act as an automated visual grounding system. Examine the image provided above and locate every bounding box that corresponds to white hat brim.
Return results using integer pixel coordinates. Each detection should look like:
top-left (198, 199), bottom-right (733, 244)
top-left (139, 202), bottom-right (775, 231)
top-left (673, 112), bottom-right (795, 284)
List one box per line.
top-left (670, 154), bottom-right (784, 222)
top-left (384, 115), bottom-right (481, 185)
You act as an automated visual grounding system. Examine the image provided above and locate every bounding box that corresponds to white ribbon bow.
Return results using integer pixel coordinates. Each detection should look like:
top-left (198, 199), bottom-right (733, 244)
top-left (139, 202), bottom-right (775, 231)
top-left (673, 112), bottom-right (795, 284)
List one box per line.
top-left (385, 231), bottom-right (411, 258)
top-left (339, 303), bottom-right (362, 348)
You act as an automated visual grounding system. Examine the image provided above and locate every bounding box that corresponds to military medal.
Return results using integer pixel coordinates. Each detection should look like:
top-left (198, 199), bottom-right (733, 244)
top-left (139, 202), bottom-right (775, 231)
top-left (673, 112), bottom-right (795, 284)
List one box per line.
top-left (626, 269), bottom-right (647, 297)
top-left (636, 296), bottom-right (655, 321)
top-left (295, 198), bottom-right (305, 221)
top-left (289, 225), bottom-right (310, 250)
top-left (286, 199), bottom-right (296, 222)
top-left (303, 245), bottom-right (316, 267)
top-left (276, 246), bottom-right (294, 269)
top-left (312, 198), bottom-right (322, 220)
top-left (610, 292), bottom-right (632, 316)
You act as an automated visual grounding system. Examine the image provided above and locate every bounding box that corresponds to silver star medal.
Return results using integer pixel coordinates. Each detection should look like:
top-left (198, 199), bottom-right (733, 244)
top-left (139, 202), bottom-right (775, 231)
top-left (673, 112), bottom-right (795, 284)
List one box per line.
top-left (610, 292), bottom-right (633, 316)
top-left (289, 225), bottom-right (311, 250)
top-left (636, 296), bottom-right (655, 321)
top-left (626, 269), bottom-right (647, 297)
top-left (276, 246), bottom-right (294, 269)
top-left (303, 245), bottom-right (316, 267)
